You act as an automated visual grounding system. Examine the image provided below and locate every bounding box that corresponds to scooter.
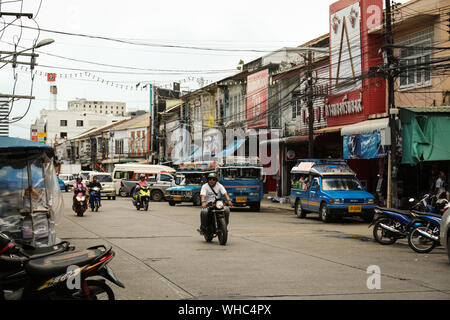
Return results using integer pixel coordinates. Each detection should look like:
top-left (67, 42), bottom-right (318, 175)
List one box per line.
top-left (200, 200), bottom-right (229, 246)
top-left (0, 233), bottom-right (124, 300)
top-left (133, 185), bottom-right (150, 211)
top-left (89, 187), bottom-right (101, 212)
top-left (73, 188), bottom-right (88, 217)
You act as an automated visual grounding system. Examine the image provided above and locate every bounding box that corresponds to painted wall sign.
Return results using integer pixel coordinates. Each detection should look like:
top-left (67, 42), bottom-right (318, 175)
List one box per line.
top-left (246, 69), bottom-right (269, 129)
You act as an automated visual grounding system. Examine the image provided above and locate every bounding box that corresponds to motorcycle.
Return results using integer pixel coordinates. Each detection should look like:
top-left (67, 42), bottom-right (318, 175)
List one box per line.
top-left (133, 185), bottom-right (150, 211)
top-left (369, 207), bottom-right (418, 245)
top-left (369, 194), bottom-right (442, 245)
top-left (0, 233), bottom-right (124, 300)
top-left (201, 200), bottom-right (228, 246)
top-left (89, 187), bottom-right (101, 212)
top-left (407, 199), bottom-right (449, 253)
top-left (73, 188), bottom-right (88, 217)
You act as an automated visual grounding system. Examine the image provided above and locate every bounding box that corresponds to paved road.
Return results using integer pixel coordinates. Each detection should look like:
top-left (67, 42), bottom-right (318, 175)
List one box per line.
top-left (57, 193), bottom-right (450, 300)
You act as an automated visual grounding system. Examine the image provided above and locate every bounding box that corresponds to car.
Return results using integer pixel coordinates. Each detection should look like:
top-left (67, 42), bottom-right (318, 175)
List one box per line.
top-left (120, 172), bottom-right (177, 201)
top-left (58, 173), bottom-right (75, 192)
top-left (165, 162), bottom-right (216, 206)
top-left (440, 204), bottom-right (450, 262)
top-left (289, 159), bottom-right (375, 223)
top-left (87, 172), bottom-right (116, 200)
top-left (57, 176), bottom-right (66, 191)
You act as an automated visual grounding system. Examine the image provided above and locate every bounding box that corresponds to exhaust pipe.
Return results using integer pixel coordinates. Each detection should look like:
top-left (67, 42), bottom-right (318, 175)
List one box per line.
top-left (415, 228), bottom-right (439, 242)
top-left (379, 223), bottom-right (401, 234)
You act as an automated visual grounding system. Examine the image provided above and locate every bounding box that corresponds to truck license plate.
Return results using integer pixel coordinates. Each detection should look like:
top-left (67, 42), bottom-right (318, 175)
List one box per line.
top-left (236, 197), bottom-right (247, 203)
top-left (348, 205), bottom-right (362, 213)
top-left (173, 196), bottom-right (182, 201)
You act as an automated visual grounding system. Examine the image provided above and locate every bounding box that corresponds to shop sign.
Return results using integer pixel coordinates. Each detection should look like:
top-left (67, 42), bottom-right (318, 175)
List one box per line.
top-left (326, 97), bottom-right (362, 117)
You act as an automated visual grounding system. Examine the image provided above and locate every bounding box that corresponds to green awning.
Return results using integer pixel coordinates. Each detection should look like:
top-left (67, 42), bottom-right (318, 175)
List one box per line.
top-left (400, 106), bottom-right (450, 164)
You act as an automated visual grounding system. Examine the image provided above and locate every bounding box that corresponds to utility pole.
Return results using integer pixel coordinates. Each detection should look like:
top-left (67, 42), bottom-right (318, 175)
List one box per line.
top-left (385, 0), bottom-right (397, 208)
top-left (306, 50), bottom-right (315, 158)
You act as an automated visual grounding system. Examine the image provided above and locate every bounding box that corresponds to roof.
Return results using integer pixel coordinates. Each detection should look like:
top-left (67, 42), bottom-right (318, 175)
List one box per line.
top-left (0, 137), bottom-right (53, 154)
top-left (112, 113), bottom-right (150, 131)
top-left (398, 106), bottom-right (450, 113)
top-left (77, 119), bottom-right (131, 139)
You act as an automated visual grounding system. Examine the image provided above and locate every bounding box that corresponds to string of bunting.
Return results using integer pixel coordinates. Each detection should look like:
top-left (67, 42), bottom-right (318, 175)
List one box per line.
top-left (15, 66), bottom-right (233, 90)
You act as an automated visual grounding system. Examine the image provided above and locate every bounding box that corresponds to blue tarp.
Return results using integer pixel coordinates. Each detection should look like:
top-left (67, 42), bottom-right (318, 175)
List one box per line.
top-left (0, 137), bottom-right (53, 152)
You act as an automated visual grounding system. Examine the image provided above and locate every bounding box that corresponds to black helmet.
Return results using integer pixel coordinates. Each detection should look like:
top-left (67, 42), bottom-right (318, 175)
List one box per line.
top-left (207, 173), bottom-right (218, 181)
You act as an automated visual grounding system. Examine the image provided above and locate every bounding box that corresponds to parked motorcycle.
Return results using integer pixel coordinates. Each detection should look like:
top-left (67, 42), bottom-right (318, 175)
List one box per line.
top-left (0, 233), bottom-right (124, 300)
top-left (201, 200), bottom-right (228, 246)
top-left (407, 199), bottom-right (449, 253)
top-left (133, 185), bottom-right (150, 211)
top-left (369, 207), bottom-right (418, 245)
top-left (73, 188), bottom-right (88, 217)
top-left (369, 194), bottom-right (441, 245)
top-left (89, 187), bottom-right (101, 212)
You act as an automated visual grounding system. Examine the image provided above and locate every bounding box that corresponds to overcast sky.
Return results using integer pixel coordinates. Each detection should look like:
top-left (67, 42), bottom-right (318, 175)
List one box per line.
top-left (0, 0), bottom-right (406, 138)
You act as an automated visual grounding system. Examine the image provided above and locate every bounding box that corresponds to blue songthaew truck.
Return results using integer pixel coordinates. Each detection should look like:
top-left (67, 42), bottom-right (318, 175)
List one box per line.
top-left (289, 159), bottom-right (375, 223)
top-left (217, 157), bottom-right (264, 212)
top-left (165, 161), bottom-right (216, 206)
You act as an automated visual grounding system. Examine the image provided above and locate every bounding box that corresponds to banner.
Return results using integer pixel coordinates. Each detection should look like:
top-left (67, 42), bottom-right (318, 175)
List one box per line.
top-left (343, 132), bottom-right (387, 159)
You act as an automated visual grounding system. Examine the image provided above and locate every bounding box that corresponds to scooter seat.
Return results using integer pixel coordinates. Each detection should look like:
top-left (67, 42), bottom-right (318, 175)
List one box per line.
top-left (376, 207), bottom-right (412, 216)
top-left (25, 249), bottom-right (102, 278)
top-left (412, 211), bottom-right (442, 218)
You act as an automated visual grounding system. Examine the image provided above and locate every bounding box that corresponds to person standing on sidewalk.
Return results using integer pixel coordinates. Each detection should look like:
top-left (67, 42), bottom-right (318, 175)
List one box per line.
top-left (435, 171), bottom-right (448, 199)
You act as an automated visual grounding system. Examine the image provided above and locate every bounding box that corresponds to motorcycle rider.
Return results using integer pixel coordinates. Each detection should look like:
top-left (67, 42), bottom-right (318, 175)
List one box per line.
top-left (87, 175), bottom-right (102, 208)
top-left (198, 173), bottom-right (232, 235)
top-left (72, 176), bottom-right (87, 210)
top-left (134, 174), bottom-right (148, 199)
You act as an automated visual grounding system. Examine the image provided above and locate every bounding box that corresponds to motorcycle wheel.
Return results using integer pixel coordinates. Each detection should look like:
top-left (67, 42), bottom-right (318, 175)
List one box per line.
top-left (408, 226), bottom-right (436, 254)
top-left (217, 217), bottom-right (228, 245)
top-left (203, 229), bottom-right (213, 242)
top-left (77, 208), bottom-right (84, 217)
top-left (373, 218), bottom-right (398, 245)
top-left (84, 280), bottom-right (115, 300)
top-left (95, 200), bottom-right (99, 212)
top-left (144, 201), bottom-right (149, 211)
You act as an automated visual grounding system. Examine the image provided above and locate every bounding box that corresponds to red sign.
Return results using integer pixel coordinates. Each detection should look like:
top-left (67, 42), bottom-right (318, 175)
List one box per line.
top-left (246, 69), bottom-right (268, 129)
top-left (327, 0), bottom-right (385, 127)
top-left (47, 73), bottom-right (56, 82)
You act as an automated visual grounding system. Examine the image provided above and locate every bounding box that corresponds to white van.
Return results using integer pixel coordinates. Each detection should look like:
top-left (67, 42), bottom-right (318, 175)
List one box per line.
top-left (112, 163), bottom-right (176, 195)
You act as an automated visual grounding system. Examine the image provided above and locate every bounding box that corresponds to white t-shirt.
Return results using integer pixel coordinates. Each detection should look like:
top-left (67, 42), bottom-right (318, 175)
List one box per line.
top-left (436, 177), bottom-right (445, 193)
top-left (200, 182), bottom-right (228, 204)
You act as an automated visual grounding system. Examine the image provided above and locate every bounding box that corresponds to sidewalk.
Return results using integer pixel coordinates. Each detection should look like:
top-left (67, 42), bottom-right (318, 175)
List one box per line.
top-left (260, 197), bottom-right (294, 212)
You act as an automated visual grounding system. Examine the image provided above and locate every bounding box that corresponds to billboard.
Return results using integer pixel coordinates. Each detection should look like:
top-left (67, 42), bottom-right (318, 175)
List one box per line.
top-left (246, 69), bottom-right (268, 129)
top-left (343, 132), bottom-right (387, 159)
top-left (327, 0), bottom-right (385, 127)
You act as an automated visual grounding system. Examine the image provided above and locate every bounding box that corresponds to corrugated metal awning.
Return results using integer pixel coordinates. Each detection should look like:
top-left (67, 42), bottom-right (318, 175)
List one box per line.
top-left (341, 118), bottom-right (389, 136)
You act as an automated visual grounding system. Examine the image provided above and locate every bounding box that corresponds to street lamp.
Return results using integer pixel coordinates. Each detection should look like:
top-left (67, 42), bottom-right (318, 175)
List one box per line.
top-left (0, 38), bottom-right (55, 60)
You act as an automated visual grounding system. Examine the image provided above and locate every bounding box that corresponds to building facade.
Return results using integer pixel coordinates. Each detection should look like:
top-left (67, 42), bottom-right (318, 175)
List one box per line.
top-left (32, 109), bottom-right (128, 146)
top-left (68, 98), bottom-right (126, 116)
